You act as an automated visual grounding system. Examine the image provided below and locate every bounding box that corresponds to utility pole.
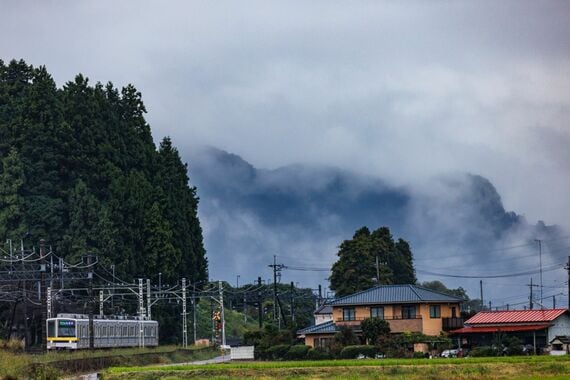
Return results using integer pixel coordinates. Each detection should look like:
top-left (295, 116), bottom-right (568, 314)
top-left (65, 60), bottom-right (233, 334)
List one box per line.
top-left (243, 292), bottom-right (247, 323)
top-left (376, 255), bottom-right (380, 284)
top-left (535, 239), bottom-right (543, 307)
top-left (88, 255), bottom-right (94, 350)
top-left (553, 295), bottom-right (556, 309)
top-left (182, 278), bottom-right (187, 348)
top-left (111, 264), bottom-right (115, 311)
top-left (564, 256), bottom-right (570, 309)
top-left (290, 281), bottom-right (295, 323)
top-left (527, 278), bottom-right (539, 310)
top-left (193, 282), bottom-right (197, 345)
top-left (257, 277), bottom-right (263, 328)
top-left (47, 286), bottom-right (52, 319)
top-left (40, 240), bottom-right (47, 352)
top-left (218, 280), bottom-right (226, 348)
top-left (210, 297), bottom-right (214, 344)
top-left (480, 280), bottom-right (483, 311)
top-left (138, 278), bottom-right (144, 347)
top-left (268, 256), bottom-right (284, 325)
top-left (147, 279), bottom-right (151, 319)
top-left (99, 290), bottom-right (104, 317)
top-left (318, 284), bottom-right (322, 308)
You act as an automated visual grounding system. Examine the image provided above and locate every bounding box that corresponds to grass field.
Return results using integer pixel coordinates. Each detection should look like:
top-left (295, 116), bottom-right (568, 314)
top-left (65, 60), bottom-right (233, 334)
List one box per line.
top-left (103, 355), bottom-right (570, 379)
top-left (0, 345), bottom-right (218, 379)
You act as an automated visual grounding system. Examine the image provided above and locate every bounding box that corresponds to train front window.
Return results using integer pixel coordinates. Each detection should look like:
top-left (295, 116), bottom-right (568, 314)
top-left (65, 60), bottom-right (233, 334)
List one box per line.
top-left (47, 321), bottom-right (55, 337)
top-left (57, 320), bottom-right (76, 337)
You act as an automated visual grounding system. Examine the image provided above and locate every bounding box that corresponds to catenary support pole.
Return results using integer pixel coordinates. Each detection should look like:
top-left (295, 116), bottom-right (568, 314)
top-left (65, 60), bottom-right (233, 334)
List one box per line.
top-left (182, 278), bottom-right (187, 348)
top-left (219, 280), bottom-right (226, 348)
top-left (258, 277), bottom-right (263, 328)
top-left (480, 280), bottom-right (483, 311)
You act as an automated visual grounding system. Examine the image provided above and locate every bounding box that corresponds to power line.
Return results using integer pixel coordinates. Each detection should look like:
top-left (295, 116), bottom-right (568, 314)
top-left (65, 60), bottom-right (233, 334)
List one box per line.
top-left (416, 262), bottom-right (563, 279)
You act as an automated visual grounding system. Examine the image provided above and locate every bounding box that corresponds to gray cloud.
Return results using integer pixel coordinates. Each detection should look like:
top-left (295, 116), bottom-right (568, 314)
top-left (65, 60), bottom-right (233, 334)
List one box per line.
top-left (2, 1), bottom-right (569, 301)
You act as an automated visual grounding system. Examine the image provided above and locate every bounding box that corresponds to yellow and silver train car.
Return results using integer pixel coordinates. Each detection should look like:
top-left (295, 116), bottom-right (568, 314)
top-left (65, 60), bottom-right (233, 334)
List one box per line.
top-left (47, 314), bottom-right (158, 350)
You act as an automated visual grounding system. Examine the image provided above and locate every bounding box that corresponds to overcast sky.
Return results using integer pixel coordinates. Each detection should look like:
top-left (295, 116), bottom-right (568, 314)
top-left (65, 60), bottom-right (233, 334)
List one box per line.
top-left (2, 1), bottom-right (569, 227)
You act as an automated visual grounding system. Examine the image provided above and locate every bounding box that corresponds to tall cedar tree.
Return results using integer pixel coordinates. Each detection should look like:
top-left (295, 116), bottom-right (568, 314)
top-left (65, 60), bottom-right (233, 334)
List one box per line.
top-left (330, 226), bottom-right (416, 297)
top-left (0, 59), bottom-right (207, 286)
top-left (0, 148), bottom-right (27, 241)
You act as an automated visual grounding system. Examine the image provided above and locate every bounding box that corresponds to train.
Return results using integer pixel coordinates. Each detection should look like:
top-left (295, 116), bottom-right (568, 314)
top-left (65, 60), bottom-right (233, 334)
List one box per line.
top-left (47, 313), bottom-right (158, 349)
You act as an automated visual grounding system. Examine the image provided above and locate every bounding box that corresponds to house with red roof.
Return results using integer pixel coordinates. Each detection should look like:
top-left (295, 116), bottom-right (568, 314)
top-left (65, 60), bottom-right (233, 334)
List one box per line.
top-left (450, 308), bottom-right (570, 352)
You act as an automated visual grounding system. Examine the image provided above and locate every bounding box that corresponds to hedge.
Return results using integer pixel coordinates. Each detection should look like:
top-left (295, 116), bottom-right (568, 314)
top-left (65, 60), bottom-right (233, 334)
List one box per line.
top-left (306, 348), bottom-right (332, 360)
top-left (469, 346), bottom-right (498, 357)
top-left (340, 345), bottom-right (377, 359)
top-left (285, 345), bottom-right (310, 360)
top-left (266, 344), bottom-right (291, 360)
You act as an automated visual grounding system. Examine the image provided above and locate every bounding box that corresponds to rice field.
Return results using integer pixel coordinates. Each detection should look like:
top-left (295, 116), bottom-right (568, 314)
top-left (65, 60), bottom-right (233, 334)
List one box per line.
top-left (103, 355), bottom-right (570, 379)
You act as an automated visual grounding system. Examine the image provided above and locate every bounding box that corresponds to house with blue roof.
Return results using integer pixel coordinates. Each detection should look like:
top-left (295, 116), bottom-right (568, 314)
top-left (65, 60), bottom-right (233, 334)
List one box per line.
top-left (297, 284), bottom-right (464, 350)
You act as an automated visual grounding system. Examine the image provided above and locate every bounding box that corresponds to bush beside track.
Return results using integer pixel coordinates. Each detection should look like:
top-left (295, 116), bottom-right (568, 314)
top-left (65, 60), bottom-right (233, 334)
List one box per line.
top-left (0, 345), bottom-right (218, 379)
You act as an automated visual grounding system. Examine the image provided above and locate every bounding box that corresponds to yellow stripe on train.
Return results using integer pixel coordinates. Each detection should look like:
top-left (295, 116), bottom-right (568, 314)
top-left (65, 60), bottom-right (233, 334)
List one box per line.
top-left (48, 337), bottom-right (78, 342)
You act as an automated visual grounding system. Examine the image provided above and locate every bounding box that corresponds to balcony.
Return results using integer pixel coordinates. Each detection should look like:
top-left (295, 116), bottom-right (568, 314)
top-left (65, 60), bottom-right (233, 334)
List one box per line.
top-left (335, 315), bottom-right (423, 333)
top-left (442, 317), bottom-right (464, 331)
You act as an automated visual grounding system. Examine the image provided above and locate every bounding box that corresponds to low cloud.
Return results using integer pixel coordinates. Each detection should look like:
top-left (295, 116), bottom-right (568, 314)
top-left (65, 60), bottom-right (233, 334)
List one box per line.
top-left (190, 147), bottom-right (569, 307)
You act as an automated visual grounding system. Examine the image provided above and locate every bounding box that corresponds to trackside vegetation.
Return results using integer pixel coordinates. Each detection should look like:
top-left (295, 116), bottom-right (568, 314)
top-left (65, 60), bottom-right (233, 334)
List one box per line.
top-left (0, 345), bottom-right (217, 379)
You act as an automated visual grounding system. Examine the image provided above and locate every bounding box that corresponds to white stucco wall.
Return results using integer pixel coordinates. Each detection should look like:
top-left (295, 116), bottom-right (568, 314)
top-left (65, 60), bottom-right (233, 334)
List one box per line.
top-left (548, 314), bottom-right (570, 342)
top-left (315, 314), bottom-right (332, 325)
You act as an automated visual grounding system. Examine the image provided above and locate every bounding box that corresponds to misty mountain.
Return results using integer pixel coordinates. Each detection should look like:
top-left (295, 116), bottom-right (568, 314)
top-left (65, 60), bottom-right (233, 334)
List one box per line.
top-left (186, 146), bottom-right (567, 304)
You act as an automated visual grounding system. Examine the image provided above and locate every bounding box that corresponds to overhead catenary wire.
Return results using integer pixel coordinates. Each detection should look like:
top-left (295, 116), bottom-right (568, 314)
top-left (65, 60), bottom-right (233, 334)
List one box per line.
top-left (416, 262), bottom-right (564, 279)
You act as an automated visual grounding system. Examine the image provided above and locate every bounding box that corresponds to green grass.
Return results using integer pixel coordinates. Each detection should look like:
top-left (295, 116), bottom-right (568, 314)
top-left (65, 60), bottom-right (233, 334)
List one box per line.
top-left (0, 344), bottom-right (217, 379)
top-left (103, 355), bottom-right (570, 380)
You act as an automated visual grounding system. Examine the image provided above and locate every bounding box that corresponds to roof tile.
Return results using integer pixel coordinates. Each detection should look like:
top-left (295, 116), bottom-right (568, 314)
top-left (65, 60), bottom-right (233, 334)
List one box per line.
top-left (465, 309), bottom-right (568, 325)
top-left (328, 284), bottom-right (464, 306)
top-left (297, 321), bottom-right (338, 335)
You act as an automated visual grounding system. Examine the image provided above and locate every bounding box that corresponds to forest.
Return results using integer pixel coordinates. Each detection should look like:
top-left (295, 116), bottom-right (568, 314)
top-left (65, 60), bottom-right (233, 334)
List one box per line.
top-left (0, 59), bottom-right (207, 285)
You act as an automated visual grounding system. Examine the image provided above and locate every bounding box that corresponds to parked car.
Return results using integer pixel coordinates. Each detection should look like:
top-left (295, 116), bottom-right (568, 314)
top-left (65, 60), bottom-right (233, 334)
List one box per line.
top-left (441, 349), bottom-right (459, 358)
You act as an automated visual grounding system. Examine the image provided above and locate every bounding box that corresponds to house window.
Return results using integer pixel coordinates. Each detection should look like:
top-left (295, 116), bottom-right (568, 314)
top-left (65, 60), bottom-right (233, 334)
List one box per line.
top-left (315, 337), bottom-right (333, 350)
top-left (343, 308), bottom-right (356, 321)
top-left (429, 305), bottom-right (441, 318)
top-left (401, 305), bottom-right (416, 319)
top-left (370, 307), bottom-right (384, 319)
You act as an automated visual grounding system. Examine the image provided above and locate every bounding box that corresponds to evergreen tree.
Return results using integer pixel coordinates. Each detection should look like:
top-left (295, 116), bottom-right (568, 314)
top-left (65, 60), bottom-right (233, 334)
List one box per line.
top-left (63, 180), bottom-right (101, 262)
top-left (157, 137), bottom-right (208, 283)
top-left (143, 201), bottom-right (179, 279)
top-left (330, 226), bottom-right (416, 297)
top-left (0, 148), bottom-right (27, 241)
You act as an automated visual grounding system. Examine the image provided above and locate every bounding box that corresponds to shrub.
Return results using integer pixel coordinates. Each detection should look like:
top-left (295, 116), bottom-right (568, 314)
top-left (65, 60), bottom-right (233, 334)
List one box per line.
top-left (340, 345), bottom-right (377, 359)
top-left (266, 344), bottom-right (291, 360)
top-left (334, 326), bottom-right (359, 347)
top-left (505, 336), bottom-right (524, 356)
top-left (285, 345), bottom-right (310, 360)
top-left (469, 346), bottom-right (497, 357)
top-left (306, 348), bottom-right (332, 360)
top-left (254, 346), bottom-right (268, 360)
top-left (361, 318), bottom-right (391, 345)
